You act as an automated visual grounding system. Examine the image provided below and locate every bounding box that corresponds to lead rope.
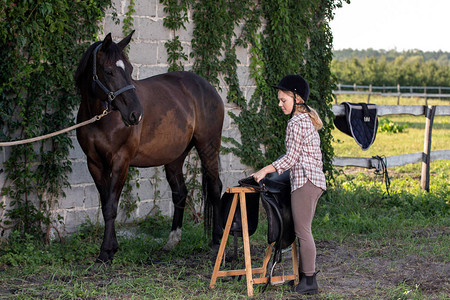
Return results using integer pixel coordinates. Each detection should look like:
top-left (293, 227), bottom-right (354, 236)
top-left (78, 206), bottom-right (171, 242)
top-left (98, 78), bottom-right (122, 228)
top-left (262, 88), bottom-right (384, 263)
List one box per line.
top-left (372, 155), bottom-right (390, 196)
top-left (0, 110), bottom-right (110, 147)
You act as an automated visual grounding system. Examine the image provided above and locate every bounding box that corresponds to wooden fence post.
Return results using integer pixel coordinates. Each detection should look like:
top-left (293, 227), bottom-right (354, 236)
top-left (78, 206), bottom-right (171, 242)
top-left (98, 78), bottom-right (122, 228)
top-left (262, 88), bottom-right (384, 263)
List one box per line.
top-left (397, 84), bottom-right (401, 105)
top-left (334, 83), bottom-right (341, 104)
top-left (421, 105), bottom-right (436, 192)
top-left (367, 84), bottom-right (372, 103)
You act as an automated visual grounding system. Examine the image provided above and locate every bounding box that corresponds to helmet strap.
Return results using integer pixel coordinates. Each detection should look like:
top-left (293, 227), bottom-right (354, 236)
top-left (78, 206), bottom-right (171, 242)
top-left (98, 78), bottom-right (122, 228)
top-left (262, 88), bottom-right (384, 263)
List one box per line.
top-left (290, 92), bottom-right (311, 118)
top-left (290, 92), bottom-right (298, 118)
top-left (301, 102), bottom-right (311, 113)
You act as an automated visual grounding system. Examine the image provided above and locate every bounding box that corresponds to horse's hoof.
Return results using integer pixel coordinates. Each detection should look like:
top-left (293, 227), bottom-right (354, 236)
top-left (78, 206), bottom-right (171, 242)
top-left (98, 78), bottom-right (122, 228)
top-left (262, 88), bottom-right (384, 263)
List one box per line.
top-left (209, 243), bottom-right (220, 263)
top-left (211, 243), bottom-right (220, 254)
top-left (95, 258), bottom-right (110, 264)
top-left (162, 228), bottom-right (182, 251)
top-left (96, 252), bottom-right (113, 264)
top-left (161, 244), bottom-right (172, 252)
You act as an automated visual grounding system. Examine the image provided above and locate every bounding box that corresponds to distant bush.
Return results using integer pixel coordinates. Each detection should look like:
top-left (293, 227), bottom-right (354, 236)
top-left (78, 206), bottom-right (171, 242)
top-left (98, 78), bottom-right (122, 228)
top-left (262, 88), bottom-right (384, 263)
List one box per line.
top-left (378, 118), bottom-right (408, 133)
top-left (333, 49), bottom-right (450, 65)
top-left (331, 50), bottom-right (450, 87)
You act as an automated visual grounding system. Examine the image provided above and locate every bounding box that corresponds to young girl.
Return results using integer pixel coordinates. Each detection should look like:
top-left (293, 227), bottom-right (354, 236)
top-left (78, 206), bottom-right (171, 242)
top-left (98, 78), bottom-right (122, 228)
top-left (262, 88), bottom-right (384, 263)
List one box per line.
top-left (252, 74), bottom-right (326, 295)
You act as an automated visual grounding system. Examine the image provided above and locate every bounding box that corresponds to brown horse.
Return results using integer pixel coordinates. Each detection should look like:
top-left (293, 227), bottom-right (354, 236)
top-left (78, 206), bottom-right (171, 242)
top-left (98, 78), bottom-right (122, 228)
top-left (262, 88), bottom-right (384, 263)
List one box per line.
top-left (74, 31), bottom-right (224, 262)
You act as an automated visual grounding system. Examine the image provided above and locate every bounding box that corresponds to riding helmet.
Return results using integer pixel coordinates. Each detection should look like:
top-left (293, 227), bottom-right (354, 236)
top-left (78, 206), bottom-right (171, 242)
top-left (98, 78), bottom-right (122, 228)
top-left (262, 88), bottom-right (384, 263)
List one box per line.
top-left (272, 74), bottom-right (309, 102)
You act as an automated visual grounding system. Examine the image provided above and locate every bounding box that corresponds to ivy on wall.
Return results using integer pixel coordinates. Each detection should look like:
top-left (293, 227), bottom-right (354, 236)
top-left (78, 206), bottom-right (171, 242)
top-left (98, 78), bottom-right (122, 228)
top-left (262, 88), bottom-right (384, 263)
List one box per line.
top-left (161, 0), bottom-right (190, 71)
top-left (122, 0), bottom-right (136, 37)
top-left (162, 0), bottom-right (348, 181)
top-left (0, 0), bottom-right (112, 239)
top-left (230, 0), bottom-right (348, 180)
top-left (302, 0), bottom-right (348, 179)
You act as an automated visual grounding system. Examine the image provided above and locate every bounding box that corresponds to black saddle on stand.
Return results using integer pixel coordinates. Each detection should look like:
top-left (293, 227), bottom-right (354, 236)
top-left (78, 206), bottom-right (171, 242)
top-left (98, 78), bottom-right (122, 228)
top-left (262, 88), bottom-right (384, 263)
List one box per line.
top-left (220, 171), bottom-right (296, 264)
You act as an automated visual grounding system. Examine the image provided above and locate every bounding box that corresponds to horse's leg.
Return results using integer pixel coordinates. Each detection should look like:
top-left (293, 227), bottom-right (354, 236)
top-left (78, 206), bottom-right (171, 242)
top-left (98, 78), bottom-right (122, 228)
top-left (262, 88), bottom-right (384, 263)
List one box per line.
top-left (87, 157), bottom-right (130, 262)
top-left (196, 139), bottom-right (223, 247)
top-left (162, 149), bottom-right (191, 251)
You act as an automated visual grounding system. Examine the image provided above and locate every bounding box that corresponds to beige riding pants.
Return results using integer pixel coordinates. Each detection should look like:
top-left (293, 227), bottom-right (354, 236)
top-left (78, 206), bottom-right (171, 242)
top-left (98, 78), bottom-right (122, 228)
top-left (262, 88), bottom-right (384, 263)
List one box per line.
top-left (291, 180), bottom-right (323, 276)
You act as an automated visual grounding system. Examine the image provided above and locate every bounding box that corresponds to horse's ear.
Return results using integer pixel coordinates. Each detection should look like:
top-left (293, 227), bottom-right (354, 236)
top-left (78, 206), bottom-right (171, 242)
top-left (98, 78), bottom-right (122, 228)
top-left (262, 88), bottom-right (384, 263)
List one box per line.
top-left (118, 30), bottom-right (135, 51)
top-left (101, 33), bottom-right (113, 51)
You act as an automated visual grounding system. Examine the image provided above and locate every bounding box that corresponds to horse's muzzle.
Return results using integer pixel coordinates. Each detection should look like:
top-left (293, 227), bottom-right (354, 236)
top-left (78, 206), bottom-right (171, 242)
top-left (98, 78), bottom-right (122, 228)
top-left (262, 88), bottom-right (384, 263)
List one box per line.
top-left (130, 110), bottom-right (143, 125)
top-left (124, 110), bottom-right (143, 126)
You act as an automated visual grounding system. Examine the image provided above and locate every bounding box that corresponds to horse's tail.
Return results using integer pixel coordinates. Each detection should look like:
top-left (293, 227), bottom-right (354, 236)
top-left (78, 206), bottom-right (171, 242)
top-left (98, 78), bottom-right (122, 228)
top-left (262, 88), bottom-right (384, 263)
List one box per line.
top-left (202, 167), bottom-right (212, 238)
top-left (201, 156), bottom-right (222, 241)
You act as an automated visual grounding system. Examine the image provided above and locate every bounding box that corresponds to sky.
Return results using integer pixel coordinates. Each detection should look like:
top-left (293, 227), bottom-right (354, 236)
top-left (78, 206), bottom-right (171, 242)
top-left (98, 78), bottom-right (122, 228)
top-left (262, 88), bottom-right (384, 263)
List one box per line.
top-left (329, 0), bottom-right (450, 52)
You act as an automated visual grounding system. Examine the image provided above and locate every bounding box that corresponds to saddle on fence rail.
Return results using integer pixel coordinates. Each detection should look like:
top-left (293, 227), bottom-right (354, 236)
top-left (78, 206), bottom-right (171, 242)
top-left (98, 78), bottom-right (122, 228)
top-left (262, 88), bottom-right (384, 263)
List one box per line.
top-left (220, 171), bottom-right (296, 263)
top-left (334, 102), bottom-right (378, 151)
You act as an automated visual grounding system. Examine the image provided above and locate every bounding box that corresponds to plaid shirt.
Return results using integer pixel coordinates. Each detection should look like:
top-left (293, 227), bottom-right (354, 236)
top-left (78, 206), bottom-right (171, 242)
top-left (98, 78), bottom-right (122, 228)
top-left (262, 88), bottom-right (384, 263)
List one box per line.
top-left (272, 113), bottom-right (327, 192)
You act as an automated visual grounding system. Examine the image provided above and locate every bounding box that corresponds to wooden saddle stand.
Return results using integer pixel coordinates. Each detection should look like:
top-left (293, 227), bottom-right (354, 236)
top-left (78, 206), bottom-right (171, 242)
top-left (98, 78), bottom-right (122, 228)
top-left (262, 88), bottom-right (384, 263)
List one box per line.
top-left (209, 185), bottom-right (300, 297)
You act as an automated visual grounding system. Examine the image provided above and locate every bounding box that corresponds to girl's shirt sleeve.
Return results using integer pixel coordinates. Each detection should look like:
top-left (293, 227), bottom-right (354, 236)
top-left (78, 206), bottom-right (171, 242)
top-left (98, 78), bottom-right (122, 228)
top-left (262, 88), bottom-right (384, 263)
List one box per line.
top-left (272, 119), bottom-right (305, 174)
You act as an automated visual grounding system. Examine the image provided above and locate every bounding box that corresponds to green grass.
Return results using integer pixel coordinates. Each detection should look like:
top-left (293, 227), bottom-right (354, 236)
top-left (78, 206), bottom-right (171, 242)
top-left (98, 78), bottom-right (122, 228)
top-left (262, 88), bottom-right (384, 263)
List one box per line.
top-left (0, 95), bottom-right (448, 299)
top-left (1, 189), bottom-right (448, 299)
top-left (328, 95), bottom-right (449, 262)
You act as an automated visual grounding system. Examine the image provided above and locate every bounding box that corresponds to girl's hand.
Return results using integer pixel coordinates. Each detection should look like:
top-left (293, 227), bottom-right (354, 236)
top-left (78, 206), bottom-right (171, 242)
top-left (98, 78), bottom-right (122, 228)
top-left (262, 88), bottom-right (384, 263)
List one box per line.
top-left (251, 169), bottom-right (267, 183)
top-left (251, 164), bottom-right (276, 183)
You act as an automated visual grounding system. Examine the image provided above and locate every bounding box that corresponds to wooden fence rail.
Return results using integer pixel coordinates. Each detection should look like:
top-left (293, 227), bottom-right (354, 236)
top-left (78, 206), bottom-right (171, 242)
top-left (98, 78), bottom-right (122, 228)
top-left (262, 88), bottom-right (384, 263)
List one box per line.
top-left (333, 150), bottom-right (449, 169)
top-left (333, 84), bottom-right (450, 105)
top-left (331, 104), bottom-right (450, 192)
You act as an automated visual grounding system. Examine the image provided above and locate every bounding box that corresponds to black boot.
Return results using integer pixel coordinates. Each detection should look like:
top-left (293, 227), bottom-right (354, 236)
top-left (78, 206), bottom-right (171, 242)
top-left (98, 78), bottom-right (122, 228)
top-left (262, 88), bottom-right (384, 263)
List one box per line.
top-left (287, 272), bottom-right (303, 287)
top-left (293, 272), bottom-right (318, 295)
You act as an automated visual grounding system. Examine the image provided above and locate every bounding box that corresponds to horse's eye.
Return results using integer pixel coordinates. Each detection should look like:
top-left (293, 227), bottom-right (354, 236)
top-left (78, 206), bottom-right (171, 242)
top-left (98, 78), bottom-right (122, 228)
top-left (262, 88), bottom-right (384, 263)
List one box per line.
top-left (105, 71), bottom-right (113, 76)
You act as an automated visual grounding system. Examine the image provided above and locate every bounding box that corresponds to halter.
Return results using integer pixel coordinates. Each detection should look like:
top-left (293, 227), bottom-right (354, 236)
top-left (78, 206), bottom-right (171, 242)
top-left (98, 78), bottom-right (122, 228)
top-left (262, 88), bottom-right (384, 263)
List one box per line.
top-left (92, 43), bottom-right (136, 110)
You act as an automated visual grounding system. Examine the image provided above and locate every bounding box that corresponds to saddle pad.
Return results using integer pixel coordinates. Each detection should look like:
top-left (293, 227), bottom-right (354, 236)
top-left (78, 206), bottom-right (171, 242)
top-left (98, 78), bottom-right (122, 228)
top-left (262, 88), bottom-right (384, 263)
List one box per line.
top-left (334, 102), bottom-right (378, 150)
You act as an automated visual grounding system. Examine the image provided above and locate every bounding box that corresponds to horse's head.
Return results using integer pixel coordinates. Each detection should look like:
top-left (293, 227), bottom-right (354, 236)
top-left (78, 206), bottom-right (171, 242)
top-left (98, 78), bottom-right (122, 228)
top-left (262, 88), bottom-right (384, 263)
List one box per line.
top-left (76, 31), bottom-right (143, 126)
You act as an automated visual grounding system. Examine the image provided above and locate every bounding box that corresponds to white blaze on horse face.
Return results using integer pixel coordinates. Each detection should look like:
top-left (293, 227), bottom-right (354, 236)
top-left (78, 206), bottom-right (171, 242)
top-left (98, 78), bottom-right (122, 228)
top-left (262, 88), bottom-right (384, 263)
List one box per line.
top-left (116, 60), bottom-right (125, 71)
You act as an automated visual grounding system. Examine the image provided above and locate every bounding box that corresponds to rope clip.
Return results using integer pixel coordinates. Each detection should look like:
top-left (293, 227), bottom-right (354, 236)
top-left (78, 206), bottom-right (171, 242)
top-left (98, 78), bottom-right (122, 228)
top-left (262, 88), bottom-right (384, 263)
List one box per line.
top-left (96, 110), bottom-right (109, 120)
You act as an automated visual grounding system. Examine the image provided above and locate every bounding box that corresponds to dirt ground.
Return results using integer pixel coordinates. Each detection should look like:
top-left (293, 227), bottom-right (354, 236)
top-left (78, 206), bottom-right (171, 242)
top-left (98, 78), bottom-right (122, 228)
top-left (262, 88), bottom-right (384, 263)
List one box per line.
top-left (313, 239), bottom-right (449, 298)
top-left (221, 236), bottom-right (448, 299)
top-left (145, 233), bottom-right (450, 299)
top-left (1, 227), bottom-right (448, 299)
top-left (158, 227), bottom-right (449, 299)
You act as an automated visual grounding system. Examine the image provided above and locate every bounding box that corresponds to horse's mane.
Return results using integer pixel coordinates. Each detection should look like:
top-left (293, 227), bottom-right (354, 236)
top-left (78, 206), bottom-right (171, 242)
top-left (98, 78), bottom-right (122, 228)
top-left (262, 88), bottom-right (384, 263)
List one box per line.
top-left (74, 41), bottom-right (131, 92)
top-left (74, 41), bottom-right (102, 90)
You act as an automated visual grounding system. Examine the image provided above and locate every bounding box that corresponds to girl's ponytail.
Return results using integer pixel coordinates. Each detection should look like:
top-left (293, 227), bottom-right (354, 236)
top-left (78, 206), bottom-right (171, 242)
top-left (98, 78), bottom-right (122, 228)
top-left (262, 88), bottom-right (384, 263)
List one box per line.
top-left (306, 107), bottom-right (323, 131)
top-left (294, 94), bottom-right (323, 130)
